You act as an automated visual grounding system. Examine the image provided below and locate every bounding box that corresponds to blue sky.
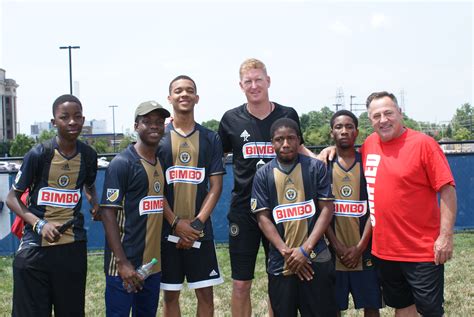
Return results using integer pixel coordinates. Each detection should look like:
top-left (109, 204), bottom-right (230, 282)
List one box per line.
top-left (1, 0), bottom-right (472, 134)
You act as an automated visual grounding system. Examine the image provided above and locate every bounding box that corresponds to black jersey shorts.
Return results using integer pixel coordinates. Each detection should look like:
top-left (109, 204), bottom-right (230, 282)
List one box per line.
top-left (12, 241), bottom-right (87, 317)
top-left (268, 259), bottom-right (337, 317)
top-left (374, 257), bottom-right (444, 316)
top-left (160, 239), bottom-right (223, 290)
top-left (228, 211), bottom-right (269, 281)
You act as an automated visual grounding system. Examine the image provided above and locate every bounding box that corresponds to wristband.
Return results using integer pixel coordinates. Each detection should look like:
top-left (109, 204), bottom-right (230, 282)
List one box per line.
top-left (171, 215), bottom-right (180, 233)
top-left (34, 219), bottom-right (48, 235)
top-left (299, 246), bottom-right (309, 258)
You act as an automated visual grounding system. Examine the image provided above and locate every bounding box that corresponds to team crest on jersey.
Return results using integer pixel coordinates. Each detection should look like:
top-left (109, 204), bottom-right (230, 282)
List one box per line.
top-left (107, 188), bottom-right (120, 202)
top-left (153, 181), bottom-right (161, 193)
top-left (251, 198), bottom-right (257, 211)
top-left (229, 223), bottom-right (240, 236)
top-left (240, 130), bottom-right (250, 141)
top-left (334, 200), bottom-right (367, 217)
top-left (340, 185), bottom-right (352, 197)
top-left (139, 196), bottom-right (164, 215)
top-left (58, 175), bottom-right (70, 187)
top-left (179, 152), bottom-right (191, 164)
top-left (242, 142), bottom-right (275, 159)
top-left (37, 187), bottom-right (81, 208)
top-left (273, 200), bottom-right (316, 224)
top-left (285, 188), bottom-right (297, 201)
top-left (166, 166), bottom-right (205, 184)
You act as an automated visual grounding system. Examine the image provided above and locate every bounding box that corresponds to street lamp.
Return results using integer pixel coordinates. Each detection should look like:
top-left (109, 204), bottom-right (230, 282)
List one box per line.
top-left (59, 45), bottom-right (80, 94)
top-left (109, 105), bottom-right (118, 153)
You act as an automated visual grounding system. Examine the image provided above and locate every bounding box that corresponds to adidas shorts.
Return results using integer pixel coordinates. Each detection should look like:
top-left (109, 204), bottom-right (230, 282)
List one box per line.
top-left (160, 239), bottom-right (223, 290)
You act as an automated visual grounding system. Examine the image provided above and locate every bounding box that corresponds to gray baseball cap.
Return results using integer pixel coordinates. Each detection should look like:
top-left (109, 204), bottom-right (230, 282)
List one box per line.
top-left (134, 101), bottom-right (171, 120)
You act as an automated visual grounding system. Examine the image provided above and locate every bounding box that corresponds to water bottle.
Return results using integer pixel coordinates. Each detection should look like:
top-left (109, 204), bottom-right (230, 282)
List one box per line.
top-left (123, 258), bottom-right (158, 292)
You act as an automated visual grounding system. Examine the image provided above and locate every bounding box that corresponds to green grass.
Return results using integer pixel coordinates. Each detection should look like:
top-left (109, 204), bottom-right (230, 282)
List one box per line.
top-left (1, 233), bottom-right (473, 316)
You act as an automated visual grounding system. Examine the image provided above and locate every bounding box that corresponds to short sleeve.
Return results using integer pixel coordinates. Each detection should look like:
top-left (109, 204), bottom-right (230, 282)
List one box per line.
top-left (218, 113), bottom-right (232, 153)
top-left (251, 167), bottom-right (271, 213)
top-left (314, 159), bottom-right (334, 201)
top-left (100, 155), bottom-right (129, 208)
top-left (84, 147), bottom-right (98, 187)
top-left (208, 132), bottom-right (226, 176)
top-left (12, 144), bottom-right (42, 192)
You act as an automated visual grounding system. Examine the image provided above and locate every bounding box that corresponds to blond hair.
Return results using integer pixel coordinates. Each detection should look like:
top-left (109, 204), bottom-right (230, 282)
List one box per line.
top-left (239, 58), bottom-right (267, 79)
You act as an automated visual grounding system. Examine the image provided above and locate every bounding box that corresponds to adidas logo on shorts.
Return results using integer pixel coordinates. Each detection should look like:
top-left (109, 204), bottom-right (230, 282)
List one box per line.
top-left (209, 270), bottom-right (218, 277)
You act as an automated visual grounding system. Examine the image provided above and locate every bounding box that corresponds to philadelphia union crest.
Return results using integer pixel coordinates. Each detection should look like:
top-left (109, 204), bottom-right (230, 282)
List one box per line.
top-left (340, 185), bottom-right (352, 197)
top-left (285, 188), bottom-right (297, 201)
top-left (154, 181), bottom-right (161, 193)
top-left (58, 175), bottom-right (70, 187)
top-left (179, 152), bottom-right (191, 164)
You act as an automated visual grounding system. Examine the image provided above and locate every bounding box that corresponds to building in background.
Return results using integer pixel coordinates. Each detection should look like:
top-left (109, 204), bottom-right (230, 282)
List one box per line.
top-left (0, 69), bottom-right (19, 141)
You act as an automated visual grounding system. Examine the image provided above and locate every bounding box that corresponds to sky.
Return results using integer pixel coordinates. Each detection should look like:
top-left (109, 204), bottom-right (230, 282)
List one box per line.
top-left (1, 0), bottom-right (472, 135)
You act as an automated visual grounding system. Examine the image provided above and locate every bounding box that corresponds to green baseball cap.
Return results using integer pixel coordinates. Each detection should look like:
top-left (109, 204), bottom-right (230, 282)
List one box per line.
top-left (135, 101), bottom-right (171, 120)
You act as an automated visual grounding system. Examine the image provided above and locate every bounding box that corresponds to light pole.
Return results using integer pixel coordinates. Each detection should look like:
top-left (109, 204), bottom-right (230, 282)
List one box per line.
top-left (109, 105), bottom-right (118, 153)
top-left (59, 45), bottom-right (80, 94)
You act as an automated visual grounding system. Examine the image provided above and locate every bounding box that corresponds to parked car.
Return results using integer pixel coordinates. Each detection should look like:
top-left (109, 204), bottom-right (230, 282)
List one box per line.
top-left (0, 161), bottom-right (21, 172)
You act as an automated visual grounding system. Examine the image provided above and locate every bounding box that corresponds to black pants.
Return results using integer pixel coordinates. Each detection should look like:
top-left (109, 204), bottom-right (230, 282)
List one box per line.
top-left (12, 241), bottom-right (87, 317)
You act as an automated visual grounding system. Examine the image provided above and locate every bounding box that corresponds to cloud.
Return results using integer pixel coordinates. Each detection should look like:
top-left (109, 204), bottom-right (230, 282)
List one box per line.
top-left (371, 13), bottom-right (390, 29)
top-left (329, 20), bottom-right (352, 36)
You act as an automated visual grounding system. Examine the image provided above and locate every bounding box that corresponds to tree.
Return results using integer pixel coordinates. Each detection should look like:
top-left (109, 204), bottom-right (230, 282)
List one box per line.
top-left (201, 119), bottom-right (220, 132)
top-left (453, 127), bottom-right (472, 141)
top-left (451, 103), bottom-right (473, 138)
top-left (118, 135), bottom-right (135, 151)
top-left (10, 134), bottom-right (35, 157)
top-left (38, 129), bottom-right (57, 143)
top-left (91, 137), bottom-right (111, 154)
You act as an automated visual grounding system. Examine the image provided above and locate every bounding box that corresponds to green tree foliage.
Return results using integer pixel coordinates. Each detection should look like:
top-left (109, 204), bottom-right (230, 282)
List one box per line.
top-left (38, 129), bottom-right (57, 143)
top-left (91, 138), bottom-right (111, 154)
top-left (300, 107), bottom-right (334, 146)
top-left (0, 140), bottom-right (11, 157)
top-left (453, 127), bottom-right (472, 141)
top-left (201, 119), bottom-right (220, 132)
top-left (10, 134), bottom-right (35, 157)
top-left (451, 103), bottom-right (473, 138)
top-left (118, 135), bottom-right (135, 151)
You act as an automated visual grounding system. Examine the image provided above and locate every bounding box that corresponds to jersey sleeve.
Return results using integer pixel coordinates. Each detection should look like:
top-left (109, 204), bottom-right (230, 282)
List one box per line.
top-left (208, 132), bottom-right (226, 176)
top-left (251, 167), bottom-right (271, 213)
top-left (84, 146), bottom-right (98, 187)
top-left (12, 144), bottom-right (42, 192)
top-left (313, 159), bottom-right (335, 201)
top-left (218, 113), bottom-right (232, 153)
top-left (100, 155), bottom-right (129, 208)
top-left (422, 137), bottom-right (455, 191)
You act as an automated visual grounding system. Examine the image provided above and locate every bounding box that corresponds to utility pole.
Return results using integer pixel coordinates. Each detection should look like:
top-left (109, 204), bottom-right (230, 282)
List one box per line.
top-left (59, 45), bottom-right (80, 94)
top-left (109, 105), bottom-right (118, 153)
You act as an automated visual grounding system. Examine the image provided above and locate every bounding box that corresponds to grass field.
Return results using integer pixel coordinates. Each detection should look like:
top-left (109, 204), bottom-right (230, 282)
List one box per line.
top-left (1, 232), bottom-right (473, 316)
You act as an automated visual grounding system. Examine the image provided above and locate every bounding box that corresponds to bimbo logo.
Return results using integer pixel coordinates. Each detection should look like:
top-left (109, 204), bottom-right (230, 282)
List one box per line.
top-left (272, 200), bottom-right (316, 224)
top-left (242, 142), bottom-right (276, 159)
top-left (38, 187), bottom-right (81, 208)
top-left (334, 200), bottom-right (367, 217)
top-left (139, 196), bottom-right (164, 215)
top-left (166, 166), bottom-right (205, 184)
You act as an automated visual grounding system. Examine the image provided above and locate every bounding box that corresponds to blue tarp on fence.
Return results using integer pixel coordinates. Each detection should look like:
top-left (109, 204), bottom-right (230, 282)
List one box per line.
top-left (1, 154), bottom-right (473, 255)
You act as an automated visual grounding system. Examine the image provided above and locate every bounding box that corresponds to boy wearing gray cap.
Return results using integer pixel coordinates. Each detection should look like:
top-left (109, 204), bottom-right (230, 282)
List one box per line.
top-left (100, 101), bottom-right (170, 316)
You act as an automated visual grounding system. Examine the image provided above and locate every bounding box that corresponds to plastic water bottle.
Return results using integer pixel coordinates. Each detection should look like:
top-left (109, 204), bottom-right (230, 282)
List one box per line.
top-left (123, 258), bottom-right (158, 292)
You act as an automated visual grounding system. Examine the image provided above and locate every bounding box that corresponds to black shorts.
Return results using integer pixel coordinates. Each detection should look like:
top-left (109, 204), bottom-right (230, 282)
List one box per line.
top-left (268, 259), bottom-right (337, 317)
top-left (374, 257), bottom-right (444, 316)
top-left (12, 241), bottom-right (87, 317)
top-left (161, 239), bottom-right (223, 290)
top-left (228, 211), bottom-right (269, 281)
